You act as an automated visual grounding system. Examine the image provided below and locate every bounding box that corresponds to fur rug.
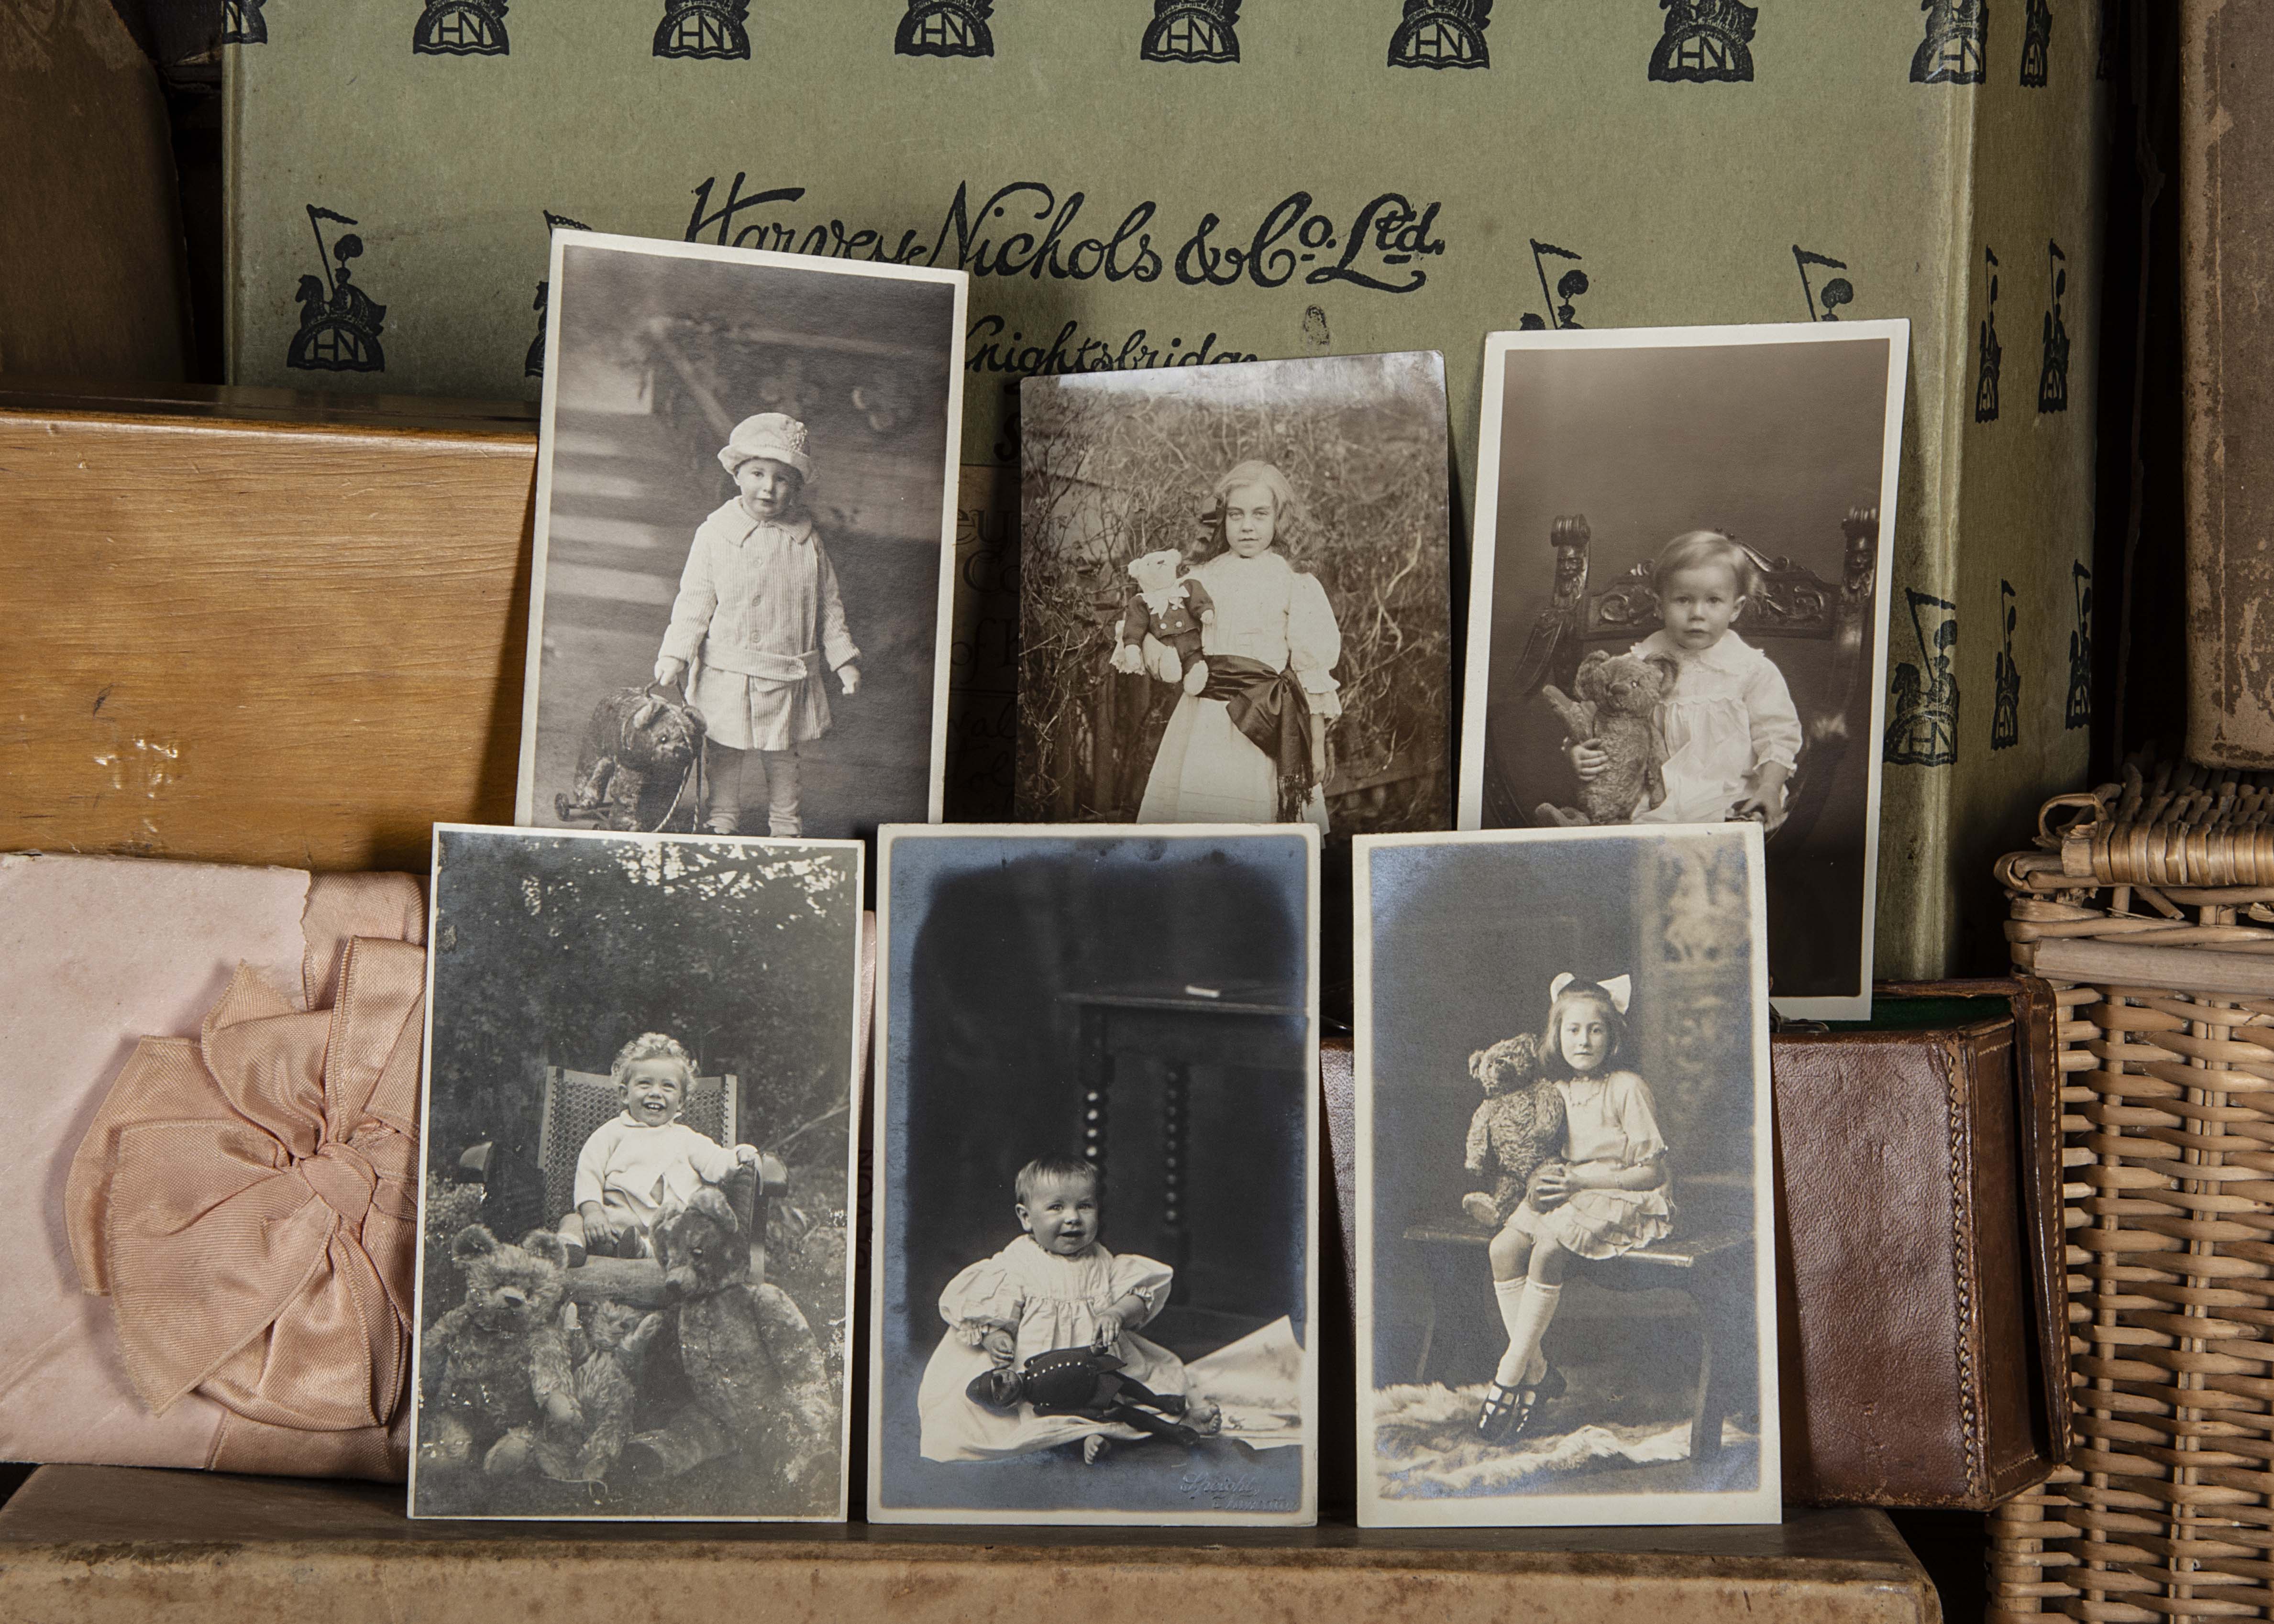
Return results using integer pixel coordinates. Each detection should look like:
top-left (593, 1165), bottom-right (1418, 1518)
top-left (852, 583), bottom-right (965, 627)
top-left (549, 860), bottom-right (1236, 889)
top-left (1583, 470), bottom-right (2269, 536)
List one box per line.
top-left (1371, 1381), bottom-right (1752, 1500)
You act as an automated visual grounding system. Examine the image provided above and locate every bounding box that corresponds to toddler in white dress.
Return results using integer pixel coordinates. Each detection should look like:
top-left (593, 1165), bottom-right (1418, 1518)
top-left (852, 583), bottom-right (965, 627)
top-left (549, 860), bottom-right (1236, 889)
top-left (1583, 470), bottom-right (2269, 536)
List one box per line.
top-left (1570, 530), bottom-right (1802, 831)
top-left (917, 1156), bottom-right (1219, 1464)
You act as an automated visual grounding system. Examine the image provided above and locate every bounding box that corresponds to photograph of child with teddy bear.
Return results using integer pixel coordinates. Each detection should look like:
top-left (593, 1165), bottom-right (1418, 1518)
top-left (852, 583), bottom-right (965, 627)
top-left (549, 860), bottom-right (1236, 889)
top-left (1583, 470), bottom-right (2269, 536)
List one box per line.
top-left (1355, 824), bottom-right (1779, 1528)
top-left (409, 825), bottom-right (865, 1521)
top-left (1017, 351), bottom-right (1454, 841)
top-left (1460, 325), bottom-right (1904, 1017)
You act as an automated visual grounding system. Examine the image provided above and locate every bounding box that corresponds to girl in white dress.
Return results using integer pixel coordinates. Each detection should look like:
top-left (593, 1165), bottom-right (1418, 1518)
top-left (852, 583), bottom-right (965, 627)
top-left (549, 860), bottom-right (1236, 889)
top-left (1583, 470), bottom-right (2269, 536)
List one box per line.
top-left (1476, 974), bottom-right (1675, 1444)
top-left (1570, 530), bottom-right (1802, 832)
top-left (917, 1157), bottom-right (1219, 1464)
top-left (1136, 461), bottom-right (1342, 830)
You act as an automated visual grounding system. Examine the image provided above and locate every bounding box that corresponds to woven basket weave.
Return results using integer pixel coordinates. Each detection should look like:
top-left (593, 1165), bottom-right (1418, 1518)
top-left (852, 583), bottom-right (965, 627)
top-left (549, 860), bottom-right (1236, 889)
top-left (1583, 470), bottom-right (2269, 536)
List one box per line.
top-left (1992, 765), bottom-right (2274, 1622)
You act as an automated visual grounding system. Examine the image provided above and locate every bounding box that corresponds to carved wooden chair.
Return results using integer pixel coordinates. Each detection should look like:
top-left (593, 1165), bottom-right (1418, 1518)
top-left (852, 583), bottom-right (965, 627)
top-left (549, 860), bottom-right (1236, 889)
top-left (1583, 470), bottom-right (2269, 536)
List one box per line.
top-left (1484, 508), bottom-right (1880, 847)
top-left (535, 1065), bottom-right (785, 1306)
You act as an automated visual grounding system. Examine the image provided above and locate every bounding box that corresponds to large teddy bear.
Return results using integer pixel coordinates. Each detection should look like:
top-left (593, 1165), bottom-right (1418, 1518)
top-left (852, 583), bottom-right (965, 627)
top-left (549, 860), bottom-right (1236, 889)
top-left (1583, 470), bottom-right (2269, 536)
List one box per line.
top-left (619, 1185), bottom-right (839, 1508)
top-left (1111, 548), bottom-right (1217, 695)
top-left (1461, 1033), bottom-right (1569, 1228)
top-left (1535, 649), bottom-right (1678, 826)
top-left (418, 1224), bottom-right (579, 1477)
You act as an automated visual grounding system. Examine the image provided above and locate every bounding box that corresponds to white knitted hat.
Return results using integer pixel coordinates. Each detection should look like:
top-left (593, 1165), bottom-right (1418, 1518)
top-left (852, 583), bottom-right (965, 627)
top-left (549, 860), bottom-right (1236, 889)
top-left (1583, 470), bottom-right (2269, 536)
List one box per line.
top-left (716, 412), bottom-right (813, 480)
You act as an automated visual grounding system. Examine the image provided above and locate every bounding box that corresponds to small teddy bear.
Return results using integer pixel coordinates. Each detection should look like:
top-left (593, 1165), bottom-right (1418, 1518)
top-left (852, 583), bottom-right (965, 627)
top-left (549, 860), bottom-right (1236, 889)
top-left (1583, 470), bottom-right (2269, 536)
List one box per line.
top-left (1461, 1033), bottom-right (1569, 1228)
top-left (1111, 547), bottom-right (1217, 695)
top-left (418, 1225), bottom-right (579, 1478)
top-left (546, 1297), bottom-right (666, 1485)
top-left (1535, 649), bottom-right (1679, 826)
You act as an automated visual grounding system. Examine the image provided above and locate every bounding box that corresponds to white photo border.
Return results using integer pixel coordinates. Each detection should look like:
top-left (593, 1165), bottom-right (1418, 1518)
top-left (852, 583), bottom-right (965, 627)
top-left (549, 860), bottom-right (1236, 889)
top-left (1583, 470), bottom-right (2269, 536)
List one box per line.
top-left (513, 228), bottom-right (970, 830)
top-left (868, 821), bottom-right (1322, 1527)
top-left (1352, 821), bottom-right (1780, 1529)
top-left (405, 822), bottom-right (870, 1523)
top-left (1453, 319), bottom-right (1909, 1022)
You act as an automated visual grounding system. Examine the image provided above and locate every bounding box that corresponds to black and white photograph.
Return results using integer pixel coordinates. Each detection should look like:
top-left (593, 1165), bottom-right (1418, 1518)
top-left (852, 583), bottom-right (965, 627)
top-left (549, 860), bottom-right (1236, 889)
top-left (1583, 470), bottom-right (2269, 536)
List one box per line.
top-left (1354, 824), bottom-right (1778, 1528)
top-left (869, 825), bottom-right (1319, 1525)
top-left (1456, 323), bottom-right (1906, 1019)
top-left (1017, 352), bottom-right (1453, 840)
top-left (516, 230), bottom-right (965, 841)
top-left (408, 824), bottom-right (864, 1521)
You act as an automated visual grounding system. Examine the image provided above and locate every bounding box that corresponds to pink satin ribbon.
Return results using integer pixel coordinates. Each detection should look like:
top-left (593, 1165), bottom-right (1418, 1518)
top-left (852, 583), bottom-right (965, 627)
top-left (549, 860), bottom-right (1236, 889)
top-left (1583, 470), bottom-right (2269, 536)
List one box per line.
top-left (63, 936), bottom-right (426, 1480)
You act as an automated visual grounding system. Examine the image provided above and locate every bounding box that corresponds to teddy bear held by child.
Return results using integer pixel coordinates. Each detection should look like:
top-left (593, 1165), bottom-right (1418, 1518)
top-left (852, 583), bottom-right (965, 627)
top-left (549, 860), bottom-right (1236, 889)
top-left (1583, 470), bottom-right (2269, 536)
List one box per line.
top-left (1461, 1033), bottom-right (1569, 1228)
top-left (1112, 547), bottom-right (1217, 695)
top-left (1536, 649), bottom-right (1678, 827)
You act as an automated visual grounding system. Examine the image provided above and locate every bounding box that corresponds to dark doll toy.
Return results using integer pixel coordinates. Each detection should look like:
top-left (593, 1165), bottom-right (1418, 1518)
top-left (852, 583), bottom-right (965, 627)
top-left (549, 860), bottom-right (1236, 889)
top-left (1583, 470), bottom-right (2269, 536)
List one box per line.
top-left (966, 1348), bottom-right (1206, 1447)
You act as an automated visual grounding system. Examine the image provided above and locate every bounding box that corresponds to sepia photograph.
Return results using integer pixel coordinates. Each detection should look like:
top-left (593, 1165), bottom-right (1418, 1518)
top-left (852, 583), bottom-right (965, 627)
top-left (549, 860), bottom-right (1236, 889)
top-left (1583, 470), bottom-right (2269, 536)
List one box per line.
top-left (1456, 324), bottom-right (1905, 1019)
top-left (516, 231), bottom-right (965, 842)
top-left (1355, 824), bottom-right (1778, 1528)
top-left (869, 825), bottom-right (1319, 1525)
top-left (408, 824), bottom-right (864, 1521)
top-left (1017, 353), bottom-right (1453, 841)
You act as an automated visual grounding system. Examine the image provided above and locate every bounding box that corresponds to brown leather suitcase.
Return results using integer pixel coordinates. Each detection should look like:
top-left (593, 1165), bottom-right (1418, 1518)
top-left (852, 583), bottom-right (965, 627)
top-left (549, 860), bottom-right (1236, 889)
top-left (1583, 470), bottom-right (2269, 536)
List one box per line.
top-left (1325, 977), bottom-right (2069, 1510)
top-left (1772, 978), bottom-right (2070, 1509)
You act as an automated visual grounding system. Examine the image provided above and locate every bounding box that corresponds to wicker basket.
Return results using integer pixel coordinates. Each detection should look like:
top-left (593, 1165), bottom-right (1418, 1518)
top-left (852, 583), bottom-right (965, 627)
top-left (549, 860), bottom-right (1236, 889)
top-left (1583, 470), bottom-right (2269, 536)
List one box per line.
top-left (1992, 765), bottom-right (2274, 1621)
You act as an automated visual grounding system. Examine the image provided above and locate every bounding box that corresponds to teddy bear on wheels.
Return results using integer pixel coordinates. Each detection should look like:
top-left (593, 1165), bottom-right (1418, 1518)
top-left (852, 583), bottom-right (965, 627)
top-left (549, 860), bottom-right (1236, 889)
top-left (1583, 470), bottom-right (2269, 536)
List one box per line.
top-left (1111, 546), bottom-right (1218, 696)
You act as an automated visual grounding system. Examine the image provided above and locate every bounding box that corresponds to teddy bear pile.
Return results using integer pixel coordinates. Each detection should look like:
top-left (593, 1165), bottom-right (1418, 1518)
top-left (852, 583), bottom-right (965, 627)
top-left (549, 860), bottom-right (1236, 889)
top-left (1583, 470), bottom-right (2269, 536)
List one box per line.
top-left (416, 1186), bottom-right (839, 1514)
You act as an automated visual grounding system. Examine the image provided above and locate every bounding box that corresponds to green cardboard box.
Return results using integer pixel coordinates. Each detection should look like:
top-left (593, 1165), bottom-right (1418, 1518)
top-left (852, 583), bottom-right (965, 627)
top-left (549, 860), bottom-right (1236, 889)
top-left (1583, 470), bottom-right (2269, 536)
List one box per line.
top-left (224, 0), bottom-right (2105, 975)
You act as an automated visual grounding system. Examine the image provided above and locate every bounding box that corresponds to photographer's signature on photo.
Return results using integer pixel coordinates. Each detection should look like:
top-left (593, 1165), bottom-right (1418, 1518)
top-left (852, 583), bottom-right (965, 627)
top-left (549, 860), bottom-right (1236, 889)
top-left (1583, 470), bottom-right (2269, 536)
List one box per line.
top-left (1178, 1470), bottom-right (1290, 1512)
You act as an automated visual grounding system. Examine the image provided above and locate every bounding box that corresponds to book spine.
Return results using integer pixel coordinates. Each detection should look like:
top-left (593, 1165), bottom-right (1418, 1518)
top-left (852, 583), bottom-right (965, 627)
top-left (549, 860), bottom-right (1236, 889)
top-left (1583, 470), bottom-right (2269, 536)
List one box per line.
top-left (2181, 0), bottom-right (2274, 767)
top-left (221, 40), bottom-right (243, 388)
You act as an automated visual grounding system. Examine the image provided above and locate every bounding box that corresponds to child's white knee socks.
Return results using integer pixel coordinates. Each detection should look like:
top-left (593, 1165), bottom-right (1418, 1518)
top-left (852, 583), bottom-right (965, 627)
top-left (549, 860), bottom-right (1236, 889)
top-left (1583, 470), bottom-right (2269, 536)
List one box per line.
top-left (1493, 1278), bottom-right (1561, 1389)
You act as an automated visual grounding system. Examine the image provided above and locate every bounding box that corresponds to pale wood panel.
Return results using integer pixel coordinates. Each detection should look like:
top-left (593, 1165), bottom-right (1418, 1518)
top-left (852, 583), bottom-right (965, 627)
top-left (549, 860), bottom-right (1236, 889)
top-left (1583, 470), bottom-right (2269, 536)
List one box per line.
top-left (2, 406), bottom-right (538, 871)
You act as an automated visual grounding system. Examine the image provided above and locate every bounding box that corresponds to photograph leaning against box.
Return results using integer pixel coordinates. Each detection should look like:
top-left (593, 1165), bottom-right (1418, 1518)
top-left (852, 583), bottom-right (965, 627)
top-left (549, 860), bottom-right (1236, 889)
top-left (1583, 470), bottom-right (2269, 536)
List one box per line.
top-left (1354, 823), bottom-right (1778, 1528)
top-left (1458, 323), bottom-right (1907, 1020)
top-left (408, 825), bottom-right (865, 1521)
top-left (1016, 352), bottom-right (1454, 841)
top-left (516, 230), bottom-right (965, 842)
top-left (869, 824), bottom-right (1320, 1526)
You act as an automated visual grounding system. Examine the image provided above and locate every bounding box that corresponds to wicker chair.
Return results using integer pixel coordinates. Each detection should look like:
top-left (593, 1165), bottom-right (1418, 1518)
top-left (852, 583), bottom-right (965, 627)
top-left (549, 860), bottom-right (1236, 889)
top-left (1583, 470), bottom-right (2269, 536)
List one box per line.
top-left (534, 1065), bottom-right (783, 1305)
top-left (1992, 763), bottom-right (2274, 1621)
top-left (535, 1065), bottom-right (740, 1219)
top-left (1480, 507), bottom-right (1880, 845)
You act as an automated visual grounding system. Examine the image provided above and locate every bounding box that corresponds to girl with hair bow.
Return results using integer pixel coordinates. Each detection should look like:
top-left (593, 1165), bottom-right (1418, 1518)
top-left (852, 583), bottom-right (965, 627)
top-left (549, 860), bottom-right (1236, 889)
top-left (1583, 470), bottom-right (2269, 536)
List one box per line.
top-left (1476, 971), bottom-right (1676, 1445)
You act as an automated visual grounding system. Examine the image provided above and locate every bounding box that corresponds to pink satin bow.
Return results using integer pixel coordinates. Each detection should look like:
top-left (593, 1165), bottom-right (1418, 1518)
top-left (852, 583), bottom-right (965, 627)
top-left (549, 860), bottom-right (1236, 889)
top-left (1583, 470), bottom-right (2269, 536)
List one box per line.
top-left (64, 936), bottom-right (426, 1480)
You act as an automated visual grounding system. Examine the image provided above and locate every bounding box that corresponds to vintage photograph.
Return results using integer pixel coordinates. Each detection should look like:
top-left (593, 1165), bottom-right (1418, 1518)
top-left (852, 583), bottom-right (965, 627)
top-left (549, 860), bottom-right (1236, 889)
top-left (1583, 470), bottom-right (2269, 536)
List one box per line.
top-left (1017, 352), bottom-right (1453, 840)
top-left (516, 230), bottom-right (965, 840)
top-left (1354, 825), bottom-right (1779, 1528)
top-left (408, 825), bottom-right (864, 1521)
top-left (1456, 324), bottom-right (1906, 1019)
top-left (869, 825), bottom-right (1319, 1525)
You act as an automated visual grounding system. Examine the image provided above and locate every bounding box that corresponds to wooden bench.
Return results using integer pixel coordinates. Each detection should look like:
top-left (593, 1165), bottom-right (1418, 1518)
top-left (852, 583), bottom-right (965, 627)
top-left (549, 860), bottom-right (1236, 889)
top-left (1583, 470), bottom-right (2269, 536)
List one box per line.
top-left (1397, 1222), bottom-right (1754, 1463)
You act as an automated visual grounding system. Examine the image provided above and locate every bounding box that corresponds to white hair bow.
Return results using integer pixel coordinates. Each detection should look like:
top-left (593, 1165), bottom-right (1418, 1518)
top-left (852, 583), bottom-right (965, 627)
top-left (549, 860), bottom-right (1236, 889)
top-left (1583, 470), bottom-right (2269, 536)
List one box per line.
top-left (1550, 971), bottom-right (1632, 1014)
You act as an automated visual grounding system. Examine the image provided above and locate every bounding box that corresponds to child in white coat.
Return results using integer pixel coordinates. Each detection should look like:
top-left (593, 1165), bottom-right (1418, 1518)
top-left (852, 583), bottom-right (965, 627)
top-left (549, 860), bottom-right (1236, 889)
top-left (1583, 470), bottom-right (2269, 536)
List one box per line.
top-left (655, 413), bottom-right (861, 837)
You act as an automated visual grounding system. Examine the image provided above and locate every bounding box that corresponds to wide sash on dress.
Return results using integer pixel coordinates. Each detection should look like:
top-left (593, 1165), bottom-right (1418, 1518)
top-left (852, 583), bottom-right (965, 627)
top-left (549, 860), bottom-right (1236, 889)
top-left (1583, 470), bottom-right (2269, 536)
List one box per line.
top-left (1201, 655), bottom-right (1316, 821)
